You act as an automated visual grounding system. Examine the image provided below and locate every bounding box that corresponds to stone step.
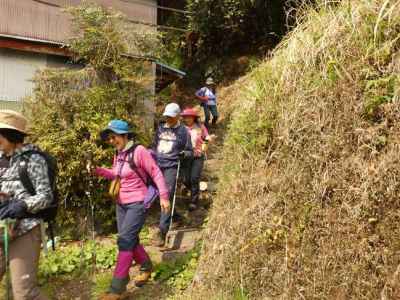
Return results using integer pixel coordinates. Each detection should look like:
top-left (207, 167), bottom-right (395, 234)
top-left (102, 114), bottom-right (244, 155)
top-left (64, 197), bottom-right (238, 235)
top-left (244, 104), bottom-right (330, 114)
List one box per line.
top-left (165, 228), bottom-right (202, 251)
top-left (144, 246), bottom-right (190, 265)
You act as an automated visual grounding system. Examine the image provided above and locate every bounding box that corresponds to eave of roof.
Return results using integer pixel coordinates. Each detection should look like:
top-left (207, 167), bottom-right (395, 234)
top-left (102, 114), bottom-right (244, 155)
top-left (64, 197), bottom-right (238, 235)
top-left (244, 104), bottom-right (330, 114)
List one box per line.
top-left (0, 34), bottom-right (70, 56)
top-left (155, 61), bottom-right (186, 77)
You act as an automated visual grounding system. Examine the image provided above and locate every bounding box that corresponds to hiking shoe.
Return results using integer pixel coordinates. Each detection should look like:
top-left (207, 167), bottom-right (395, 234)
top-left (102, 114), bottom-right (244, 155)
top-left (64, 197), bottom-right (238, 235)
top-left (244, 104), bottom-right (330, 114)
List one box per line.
top-left (154, 231), bottom-right (166, 247)
top-left (188, 203), bottom-right (197, 211)
top-left (134, 270), bottom-right (152, 287)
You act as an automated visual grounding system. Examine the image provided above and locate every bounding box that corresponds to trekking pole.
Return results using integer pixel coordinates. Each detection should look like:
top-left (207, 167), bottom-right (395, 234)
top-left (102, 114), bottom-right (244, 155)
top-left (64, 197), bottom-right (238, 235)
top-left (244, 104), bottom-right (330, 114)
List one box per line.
top-left (4, 220), bottom-right (10, 300)
top-left (168, 160), bottom-right (181, 233)
top-left (1, 219), bottom-right (15, 300)
top-left (85, 153), bottom-right (96, 275)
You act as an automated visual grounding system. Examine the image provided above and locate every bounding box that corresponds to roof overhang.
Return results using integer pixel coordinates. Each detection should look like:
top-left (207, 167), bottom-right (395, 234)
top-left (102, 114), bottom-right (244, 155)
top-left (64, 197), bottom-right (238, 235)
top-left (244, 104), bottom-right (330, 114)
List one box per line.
top-left (121, 53), bottom-right (186, 92)
top-left (155, 61), bottom-right (186, 93)
top-left (0, 35), bottom-right (70, 56)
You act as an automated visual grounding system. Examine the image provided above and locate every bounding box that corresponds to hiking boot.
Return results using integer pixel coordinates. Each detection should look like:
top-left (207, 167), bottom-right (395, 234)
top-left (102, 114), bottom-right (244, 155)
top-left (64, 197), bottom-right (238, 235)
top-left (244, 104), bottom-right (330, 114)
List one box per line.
top-left (188, 203), bottom-right (197, 211)
top-left (134, 260), bottom-right (153, 287)
top-left (134, 271), bottom-right (152, 287)
top-left (172, 212), bottom-right (185, 227)
top-left (154, 231), bottom-right (166, 247)
top-left (100, 276), bottom-right (129, 300)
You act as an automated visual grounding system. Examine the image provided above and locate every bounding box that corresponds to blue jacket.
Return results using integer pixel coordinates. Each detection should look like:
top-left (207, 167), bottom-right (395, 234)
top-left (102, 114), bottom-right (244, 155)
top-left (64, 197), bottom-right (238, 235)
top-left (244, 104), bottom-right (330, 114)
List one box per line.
top-left (153, 122), bottom-right (193, 169)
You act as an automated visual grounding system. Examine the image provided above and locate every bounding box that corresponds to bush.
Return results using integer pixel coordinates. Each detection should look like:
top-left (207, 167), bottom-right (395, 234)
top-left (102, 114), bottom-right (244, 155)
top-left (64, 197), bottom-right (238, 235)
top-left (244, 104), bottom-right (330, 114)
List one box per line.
top-left (25, 3), bottom-right (163, 236)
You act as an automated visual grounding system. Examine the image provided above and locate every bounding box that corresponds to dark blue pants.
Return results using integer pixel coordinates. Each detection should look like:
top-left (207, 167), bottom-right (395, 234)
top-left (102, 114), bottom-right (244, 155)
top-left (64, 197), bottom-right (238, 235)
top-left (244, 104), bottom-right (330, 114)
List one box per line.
top-left (116, 202), bottom-right (146, 251)
top-left (182, 156), bottom-right (204, 205)
top-left (159, 167), bottom-right (178, 235)
top-left (202, 104), bottom-right (219, 128)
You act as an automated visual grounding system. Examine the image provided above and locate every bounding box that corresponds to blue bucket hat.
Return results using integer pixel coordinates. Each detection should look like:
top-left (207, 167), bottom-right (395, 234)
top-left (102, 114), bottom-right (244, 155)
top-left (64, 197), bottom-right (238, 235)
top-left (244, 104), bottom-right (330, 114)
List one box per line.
top-left (100, 119), bottom-right (132, 141)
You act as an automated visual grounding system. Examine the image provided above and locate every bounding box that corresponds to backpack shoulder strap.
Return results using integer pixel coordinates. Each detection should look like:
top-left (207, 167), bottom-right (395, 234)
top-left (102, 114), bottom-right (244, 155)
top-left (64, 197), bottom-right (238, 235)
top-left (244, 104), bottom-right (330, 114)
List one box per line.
top-left (127, 145), bottom-right (148, 185)
top-left (18, 150), bottom-right (38, 196)
top-left (127, 144), bottom-right (138, 169)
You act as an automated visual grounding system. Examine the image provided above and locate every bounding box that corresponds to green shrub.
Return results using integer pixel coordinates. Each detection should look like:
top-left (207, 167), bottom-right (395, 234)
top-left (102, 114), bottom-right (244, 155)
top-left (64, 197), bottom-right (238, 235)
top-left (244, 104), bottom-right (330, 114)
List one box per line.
top-left (25, 3), bottom-right (163, 236)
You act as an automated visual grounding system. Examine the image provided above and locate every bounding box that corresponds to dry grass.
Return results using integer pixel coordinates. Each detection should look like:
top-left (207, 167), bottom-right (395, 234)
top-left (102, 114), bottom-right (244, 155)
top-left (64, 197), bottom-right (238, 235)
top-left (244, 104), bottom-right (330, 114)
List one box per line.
top-left (178, 0), bottom-right (400, 299)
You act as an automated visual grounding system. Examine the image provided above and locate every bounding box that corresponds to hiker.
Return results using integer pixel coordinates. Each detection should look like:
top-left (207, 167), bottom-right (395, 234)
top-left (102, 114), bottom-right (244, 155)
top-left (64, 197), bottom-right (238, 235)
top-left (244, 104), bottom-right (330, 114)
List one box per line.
top-left (94, 119), bottom-right (170, 299)
top-left (181, 108), bottom-right (213, 211)
top-left (152, 103), bottom-right (193, 246)
top-left (195, 77), bottom-right (219, 128)
top-left (0, 110), bottom-right (51, 300)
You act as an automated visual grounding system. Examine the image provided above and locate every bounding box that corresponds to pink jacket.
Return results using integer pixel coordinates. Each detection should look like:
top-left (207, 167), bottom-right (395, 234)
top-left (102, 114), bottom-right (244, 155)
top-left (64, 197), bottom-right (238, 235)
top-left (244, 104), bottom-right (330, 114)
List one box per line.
top-left (186, 123), bottom-right (209, 157)
top-left (95, 145), bottom-right (169, 204)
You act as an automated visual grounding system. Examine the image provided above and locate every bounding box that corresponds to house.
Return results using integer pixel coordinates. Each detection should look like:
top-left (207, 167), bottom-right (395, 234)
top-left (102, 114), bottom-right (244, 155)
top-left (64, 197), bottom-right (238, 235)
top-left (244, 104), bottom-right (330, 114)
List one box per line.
top-left (0, 0), bottom-right (185, 112)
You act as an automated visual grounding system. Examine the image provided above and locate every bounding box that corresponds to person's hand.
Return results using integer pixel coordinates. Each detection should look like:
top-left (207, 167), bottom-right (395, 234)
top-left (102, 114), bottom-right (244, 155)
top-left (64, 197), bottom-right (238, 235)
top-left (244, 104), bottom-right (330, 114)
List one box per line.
top-left (89, 165), bottom-right (97, 176)
top-left (0, 192), bottom-right (10, 202)
top-left (201, 143), bottom-right (209, 153)
top-left (0, 200), bottom-right (27, 220)
top-left (197, 95), bottom-right (208, 103)
top-left (160, 199), bottom-right (170, 214)
top-left (208, 134), bottom-right (217, 142)
top-left (179, 151), bottom-right (192, 160)
top-left (8, 200), bottom-right (27, 219)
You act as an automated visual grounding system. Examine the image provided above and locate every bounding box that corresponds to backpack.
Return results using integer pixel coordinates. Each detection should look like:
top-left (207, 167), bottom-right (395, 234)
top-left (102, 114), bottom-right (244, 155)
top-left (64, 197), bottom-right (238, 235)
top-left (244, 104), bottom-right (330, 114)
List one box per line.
top-left (18, 150), bottom-right (58, 249)
top-left (125, 145), bottom-right (160, 209)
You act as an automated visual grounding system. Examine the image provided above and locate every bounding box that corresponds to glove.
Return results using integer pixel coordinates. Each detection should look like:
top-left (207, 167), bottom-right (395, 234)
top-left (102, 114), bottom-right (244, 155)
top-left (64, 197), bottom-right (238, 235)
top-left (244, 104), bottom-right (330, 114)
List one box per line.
top-left (201, 142), bottom-right (209, 153)
top-left (0, 200), bottom-right (28, 220)
top-left (179, 151), bottom-right (192, 160)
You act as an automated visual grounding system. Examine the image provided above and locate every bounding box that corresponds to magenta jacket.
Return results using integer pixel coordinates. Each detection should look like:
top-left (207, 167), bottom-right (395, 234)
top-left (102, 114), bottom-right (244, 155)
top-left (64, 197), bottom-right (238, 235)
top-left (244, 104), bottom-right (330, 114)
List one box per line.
top-left (95, 145), bottom-right (169, 204)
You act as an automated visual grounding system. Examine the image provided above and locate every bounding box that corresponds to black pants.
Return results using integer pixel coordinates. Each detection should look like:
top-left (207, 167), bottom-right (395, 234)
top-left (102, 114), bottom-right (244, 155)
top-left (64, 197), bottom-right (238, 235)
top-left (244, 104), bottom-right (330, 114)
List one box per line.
top-left (202, 104), bottom-right (219, 128)
top-left (182, 156), bottom-right (205, 205)
top-left (159, 166), bottom-right (178, 235)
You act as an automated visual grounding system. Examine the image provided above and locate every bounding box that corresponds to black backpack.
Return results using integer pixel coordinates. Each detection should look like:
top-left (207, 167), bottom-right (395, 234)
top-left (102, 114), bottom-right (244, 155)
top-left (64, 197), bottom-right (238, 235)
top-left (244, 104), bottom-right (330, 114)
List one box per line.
top-left (18, 150), bottom-right (58, 249)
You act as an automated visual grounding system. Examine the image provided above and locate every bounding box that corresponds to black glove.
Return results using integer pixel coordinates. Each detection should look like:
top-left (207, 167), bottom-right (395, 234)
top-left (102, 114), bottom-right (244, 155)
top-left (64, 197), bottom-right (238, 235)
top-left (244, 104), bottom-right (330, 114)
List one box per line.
top-left (179, 151), bottom-right (192, 160)
top-left (0, 200), bottom-right (28, 220)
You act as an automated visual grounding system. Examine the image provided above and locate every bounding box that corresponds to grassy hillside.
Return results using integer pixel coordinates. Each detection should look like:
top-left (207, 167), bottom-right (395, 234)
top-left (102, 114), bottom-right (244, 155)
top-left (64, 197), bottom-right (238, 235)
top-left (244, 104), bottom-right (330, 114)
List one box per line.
top-left (185, 0), bottom-right (400, 299)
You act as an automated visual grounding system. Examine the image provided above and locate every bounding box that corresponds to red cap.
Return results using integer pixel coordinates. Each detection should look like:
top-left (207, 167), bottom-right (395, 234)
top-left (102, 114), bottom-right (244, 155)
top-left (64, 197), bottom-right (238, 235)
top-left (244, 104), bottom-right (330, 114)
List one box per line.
top-left (181, 108), bottom-right (199, 117)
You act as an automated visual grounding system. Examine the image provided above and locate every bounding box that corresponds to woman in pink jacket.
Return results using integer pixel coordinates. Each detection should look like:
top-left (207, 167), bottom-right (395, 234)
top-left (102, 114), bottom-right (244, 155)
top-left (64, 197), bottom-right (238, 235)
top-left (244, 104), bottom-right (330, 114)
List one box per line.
top-left (181, 108), bottom-right (213, 211)
top-left (95, 120), bottom-right (170, 300)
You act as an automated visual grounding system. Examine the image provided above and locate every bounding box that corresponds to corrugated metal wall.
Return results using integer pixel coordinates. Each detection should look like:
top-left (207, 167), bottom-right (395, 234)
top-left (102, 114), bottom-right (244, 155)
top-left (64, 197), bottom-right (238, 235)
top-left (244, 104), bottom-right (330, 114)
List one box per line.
top-left (0, 0), bottom-right (157, 43)
top-left (0, 48), bottom-right (47, 109)
top-left (0, 0), bottom-right (71, 43)
top-left (99, 0), bottom-right (157, 25)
